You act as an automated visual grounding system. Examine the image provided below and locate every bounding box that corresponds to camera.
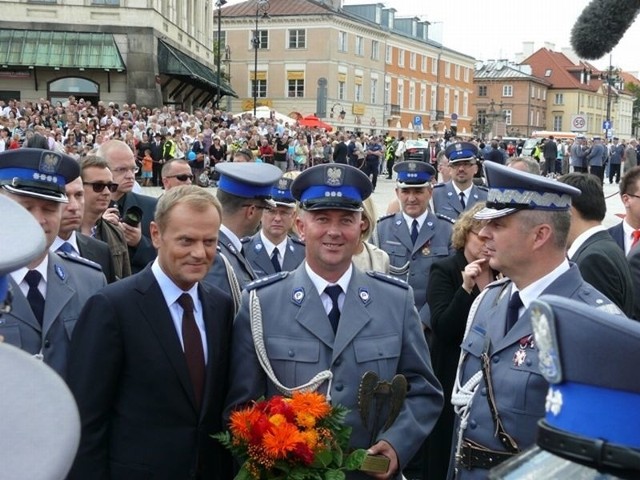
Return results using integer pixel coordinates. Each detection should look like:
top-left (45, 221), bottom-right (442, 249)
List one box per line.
top-left (122, 206), bottom-right (143, 228)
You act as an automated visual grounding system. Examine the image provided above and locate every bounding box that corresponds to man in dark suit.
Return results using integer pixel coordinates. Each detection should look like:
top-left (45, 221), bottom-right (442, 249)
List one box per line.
top-left (608, 166), bottom-right (640, 254)
top-left (52, 176), bottom-right (116, 283)
top-left (560, 173), bottom-right (635, 317)
top-left (99, 140), bottom-right (158, 273)
top-left (150, 132), bottom-right (164, 186)
top-left (67, 186), bottom-right (234, 480)
top-left (333, 134), bottom-right (349, 164)
top-left (542, 135), bottom-right (558, 176)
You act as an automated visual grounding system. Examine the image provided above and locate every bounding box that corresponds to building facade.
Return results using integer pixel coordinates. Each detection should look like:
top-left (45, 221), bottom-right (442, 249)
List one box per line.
top-left (221, 0), bottom-right (475, 136)
top-left (0, 0), bottom-right (234, 109)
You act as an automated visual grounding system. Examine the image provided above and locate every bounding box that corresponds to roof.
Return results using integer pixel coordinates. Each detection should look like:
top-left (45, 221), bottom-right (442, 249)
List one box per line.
top-left (475, 61), bottom-right (551, 85)
top-left (0, 29), bottom-right (125, 70)
top-left (221, 0), bottom-right (334, 17)
top-left (522, 48), bottom-right (601, 92)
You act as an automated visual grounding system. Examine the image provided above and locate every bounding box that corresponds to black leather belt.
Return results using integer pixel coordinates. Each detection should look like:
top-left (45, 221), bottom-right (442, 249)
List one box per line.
top-left (537, 421), bottom-right (640, 472)
top-left (457, 439), bottom-right (516, 470)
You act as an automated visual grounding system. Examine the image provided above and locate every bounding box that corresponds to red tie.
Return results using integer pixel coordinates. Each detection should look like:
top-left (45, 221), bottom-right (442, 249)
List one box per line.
top-left (632, 230), bottom-right (640, 249)
top-left (177, 293), bottom-right (205, 409)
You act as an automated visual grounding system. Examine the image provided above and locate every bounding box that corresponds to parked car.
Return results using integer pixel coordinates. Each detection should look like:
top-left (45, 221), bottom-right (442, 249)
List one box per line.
top-left (403, 139), bottom-right (430, 162)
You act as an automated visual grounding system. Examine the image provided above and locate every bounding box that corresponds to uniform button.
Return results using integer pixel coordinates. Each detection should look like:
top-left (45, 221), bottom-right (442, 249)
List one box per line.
top-left (467, 340), bottom-right (473, 347)
top-left (44, 340), bottom-right (51, 348)
top-left (288, 349), bottom-right (295, 358)
top-left (526, 358), bottom-right (533, 366)
top-left (492, 356), bottom-right (500, 364)
top-left (469, 419), bottom-right (477, 429)
top-left (335, 383), bottom-right (344, 392)
top-left (334, 357), bottom-right (342, 366)
top-left (481, 387), bottom-right (487, 396)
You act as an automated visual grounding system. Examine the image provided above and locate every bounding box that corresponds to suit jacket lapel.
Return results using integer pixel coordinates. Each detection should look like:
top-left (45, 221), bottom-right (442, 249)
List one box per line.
top-left (221, 231), bottom-right (257, 281)
top-left (391, 214), bottom-right (414, 252)
top-left (282, 238), bottom-right (300, 271)
top-left (254, 245), bottom-right (276, 276)
top-left (43, 253), bottom-right (75, 335)
top-left (6, 278), bottom-right (41, 332)
top-left (413, 213), bottom-right (437, 254)
top-left (293, 269), bottom-right (334, 349)
top-left (445, 183), bottom-right (463, 214)
top-left (331, 270), bottom-right (372, 362)
top-left (135, 268), bottom-right (198, 411)
top-left (199, 283), bottom-right (225, 421)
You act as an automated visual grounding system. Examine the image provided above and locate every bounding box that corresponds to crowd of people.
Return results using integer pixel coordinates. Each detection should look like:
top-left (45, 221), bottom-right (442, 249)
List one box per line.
top-left (3, 94), bottom-right (640, 480)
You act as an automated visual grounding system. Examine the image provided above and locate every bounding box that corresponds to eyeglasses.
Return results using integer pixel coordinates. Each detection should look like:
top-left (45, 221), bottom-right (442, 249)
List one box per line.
top-left (112, 165), bottom-right (139, 175)
top-left (450, 161), bottom-right (474, 168)
top-left (627, 193), bottom-right (640, 200)
top-left (84, 182), bottom-right (119, 193)
top-left (165, 173), bottom-right (194, 181)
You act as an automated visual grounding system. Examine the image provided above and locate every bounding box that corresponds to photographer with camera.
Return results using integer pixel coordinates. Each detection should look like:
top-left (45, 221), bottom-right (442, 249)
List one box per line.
top-left (99, 140), bottom-right (158, 273)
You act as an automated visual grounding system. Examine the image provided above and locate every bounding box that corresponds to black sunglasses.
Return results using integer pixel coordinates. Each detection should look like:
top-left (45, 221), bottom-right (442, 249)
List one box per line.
top-left (166, 174), bottom-right (194, 181)
top-left (84, 182), bottom-right (119, 193)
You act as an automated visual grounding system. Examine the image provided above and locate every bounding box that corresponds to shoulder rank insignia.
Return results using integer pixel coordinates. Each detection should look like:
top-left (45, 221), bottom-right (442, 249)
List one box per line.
top-left (366, 271), bottom-right (409, 289)
top-left (376, 213), bottom-right (395, 224)
top-left (57, 252), bottom-right (103, 272)
top-left (433, 183), bottom-right (445, 189)
top-left (245, 271), bottom-right (289, 291)
top-left (435, 212), bottom-right (456, 224)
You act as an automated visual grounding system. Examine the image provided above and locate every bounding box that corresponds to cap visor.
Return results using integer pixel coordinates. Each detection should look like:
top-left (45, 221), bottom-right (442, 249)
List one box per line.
top-left (474, 206), bottom-right (517, 220)
top-left (488, 446), bottom-right (611, 480)
top-left (2, 185), bottom-right (68, 203)
top-left (396, 180), bottom-right (431, 189)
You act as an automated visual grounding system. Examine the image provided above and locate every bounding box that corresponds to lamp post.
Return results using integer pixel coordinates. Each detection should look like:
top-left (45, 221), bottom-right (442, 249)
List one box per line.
top-left (601, 55), bottom-right (622, 139)
top-left (224, 45), bottom-right (232, 112)
top-left (252, 0), bottom-right (270, 117)
top-left (330, 103), bottom-right (346, 131)
top-left (215, 0), bottom-right (227, 111)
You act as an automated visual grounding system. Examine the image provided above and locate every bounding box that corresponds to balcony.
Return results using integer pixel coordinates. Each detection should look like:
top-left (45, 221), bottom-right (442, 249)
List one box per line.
top-left (384, 103), bottom-right (401, 117)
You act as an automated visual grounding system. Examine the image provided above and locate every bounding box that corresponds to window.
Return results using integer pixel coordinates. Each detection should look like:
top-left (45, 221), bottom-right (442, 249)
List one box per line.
top-left (410, 52), bottom-right (416, 70)
top-left (91, 0), bottom-right (119, 4)
top-left (502, 84), bottom-right (513, 97)
top-left (542, 90), bottom-right (547, 101)
top-left (463, 92), bottom-right (469, 116)
top-left (338, 80), bottom-right (346, 100)
top-left (288, 29), bottom-right (306, 49)
top-left (371, 40), bottom-right (380, 60)
top-left (252, 30), bottom-right (268, 49)
top-left (464, 67), bottom-right (470, 82)
top-left (409, 83), bottom-right (415, 109)
top-left (553, 115), bottom-right (563, 131)
top-left (370, 78), bottom-right (378, 104)
top-left (504, 109), bottom-right (512, 125)
top-left (477, 109), bottom-right (487, 128)
top-left (338, 31), bottom-right (347, 52)
top-left (398, 49), bottom-right (405, 67)
top-left (444, 61), bottom-right (451, 78)
top-left (250, 79), bottom-right (267, 98)
top-left (478, 85), bottom-right (487, 97)
top-left (455, 64), bottom-right (460, 80)
top-left (420, 84), bottom-right (427, 111)
top-left (454, 92), bottom-right (459, 116)
top-left (288, 79), bottom-right (304, 97)
top-left (421, 55), bottom-right (427, 72)
top-left (355, 78), bottom-right (363, 102)
top-left (444, 88), bottom-right (450, 114)
top-left (554, 93), bottom-right (564, 104)
top-left (431, 57), bottom-right (437, 75)
top-left (384, 78), bottom-right (390, 104)
top-left (397, 82), bottom-right (404, 108)
top-left (545, 69), bottom-right (552, 77)
top-left (385, 45), bottom-right (392, 64)
top-left (531, 86), bottom-right (536, 99)
top-left (431, 86), bottom-right (437, 111)
top-left (355, 36), bottom-right (364, 56)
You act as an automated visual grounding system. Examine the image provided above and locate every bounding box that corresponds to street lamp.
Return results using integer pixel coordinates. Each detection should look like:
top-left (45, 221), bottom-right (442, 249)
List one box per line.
top-left (330, 103), bottom-right (346, 120)
top-left (215, 0), bottom-right (227, 110)
top-left (600, 55), bottom-right (622, 138)
top-left (252, 0), bottom-right (270, 117)
top-left (224, 45), bottom-right (232, 111)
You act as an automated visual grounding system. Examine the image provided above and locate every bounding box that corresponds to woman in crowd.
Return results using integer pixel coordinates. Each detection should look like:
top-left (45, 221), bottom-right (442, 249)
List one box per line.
top-left (352, 197), bottom-right (389, 273)
top-left (425, 202), bottom-right (498, 480)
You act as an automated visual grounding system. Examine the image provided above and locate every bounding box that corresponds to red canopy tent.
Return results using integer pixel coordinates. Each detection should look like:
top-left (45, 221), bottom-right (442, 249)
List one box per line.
top-left (298, 115), bottom-right (333, 131)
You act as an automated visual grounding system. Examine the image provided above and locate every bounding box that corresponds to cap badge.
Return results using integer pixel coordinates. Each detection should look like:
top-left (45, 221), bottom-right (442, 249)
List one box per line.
top-left (455, 143), bottom-right (462, 152)
top-left (545, 388), bottom-right (563, 416)
top-left (408, 162), bottom-right (417, 171)
top-left (39, 152), bottom-right (61, 174)
top-left (292, 287), bottom-right (305, 304)
top-left (359, 288), bottom-right (370, 304)
top-left (325, 167), bottom-right (343, 187)
top-left (277, 178), bottom-right (288, 190)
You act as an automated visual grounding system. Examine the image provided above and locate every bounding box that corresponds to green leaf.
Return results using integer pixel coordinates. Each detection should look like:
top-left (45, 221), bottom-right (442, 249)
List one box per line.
top-left (344, 449), bottom-right (368, 470)
top-left (332, 445), bottom-right (343, 467)
top-left (324, 469), bottom-right (346, 480)
top-left (234, 465), bottom-right (253, 480)
top-left (314, 448), bottom-right (333, 468)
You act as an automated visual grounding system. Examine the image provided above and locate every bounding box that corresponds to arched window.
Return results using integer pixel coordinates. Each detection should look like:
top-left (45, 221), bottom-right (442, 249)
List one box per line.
top-left (48, 77), bottom-right (99, 106)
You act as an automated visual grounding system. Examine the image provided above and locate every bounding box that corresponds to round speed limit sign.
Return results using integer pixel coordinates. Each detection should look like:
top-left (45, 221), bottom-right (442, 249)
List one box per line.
top-left (571, 115), bottom-right (586, 130)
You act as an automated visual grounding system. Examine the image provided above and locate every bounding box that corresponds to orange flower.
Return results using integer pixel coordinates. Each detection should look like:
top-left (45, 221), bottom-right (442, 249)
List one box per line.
top-left (296, 411), bottom-right (317, 429)
top-left (300, 429), bottom-right (319, 450)
top-left (269, 413), bottom-right (287, 427)
top-left (289, 391), bottom-right (331, 420)
top-left (262, 422), bottom-right (305, 459)
top-left (230, 408), bottom-right (262, 442)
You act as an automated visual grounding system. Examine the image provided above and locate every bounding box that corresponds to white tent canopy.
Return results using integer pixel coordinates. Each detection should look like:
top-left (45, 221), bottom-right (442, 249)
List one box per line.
top-left (233, 106), bottom-right (297, 125)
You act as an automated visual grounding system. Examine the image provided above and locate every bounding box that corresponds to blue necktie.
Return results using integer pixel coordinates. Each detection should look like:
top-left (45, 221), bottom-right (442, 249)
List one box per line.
top-left (270, 249), bottom-right (281, 273)
top-left (325, 285), bottom-right (342, 333)
top-left (505, 291), bottom-right (523, 333)
top-left (57, 242), bottom-right (76, 255)
top-left (460, 192), bottom-right (466, 209)
top-left (25, 270), bottom-right (45, 326)
top-left (410, 219), bottom-right (419, 244)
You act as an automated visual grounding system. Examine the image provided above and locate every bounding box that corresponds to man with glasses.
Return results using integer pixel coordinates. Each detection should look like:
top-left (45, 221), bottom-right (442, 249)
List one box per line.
top-left (204, 162), bottom-right (282, 289)
top-left (98, 139), bottom-right (158, 273)
top-left (79, 156), bottom-right (131, 280)
top-left (161, 159), bottom-right (193, 190)
top-left (607, 166), bottom-right (640, 254)
top-left (242, 176), bottom-right (305, 278)
top-left (432, 142), bottom-right (488, 221)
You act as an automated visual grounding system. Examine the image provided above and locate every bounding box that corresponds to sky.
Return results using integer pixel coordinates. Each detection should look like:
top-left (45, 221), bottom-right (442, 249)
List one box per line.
top-left (343, 0), bottom-right (640, 74)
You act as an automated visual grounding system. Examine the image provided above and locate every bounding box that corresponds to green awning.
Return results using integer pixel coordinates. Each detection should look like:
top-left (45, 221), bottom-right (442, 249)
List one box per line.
top-left (158, 40), bottom-right (236, 97)
top-left (0, 29), bottom-right (125, 70)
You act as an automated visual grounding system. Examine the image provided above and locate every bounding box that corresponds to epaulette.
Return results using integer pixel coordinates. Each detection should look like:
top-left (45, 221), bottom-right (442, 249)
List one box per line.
top-left (57, 252), bottom-right (103, 272)
top-left (216, 245), bottom-right (222, 252)
top-left (486, 276), bottom-right (510, 289)
top-left (290, 236), bottom-right (306, 246)
top-left (366, 271), bottom-right (409, 289)
top-left (433, 183), bottom-right (445, 188)
top-left (245, 271), bottom-right (289, 291)
top-left (436, 212), bottom-right (456, 224)
top-left (240, 236), bottom-right (252, 244)
top-left (376, 213), bottom-right (395, 224)
top-left (476, 185), bottom-right (489, 191)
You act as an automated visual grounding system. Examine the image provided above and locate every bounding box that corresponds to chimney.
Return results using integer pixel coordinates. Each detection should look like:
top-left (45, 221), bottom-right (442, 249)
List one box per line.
top-left (522, 41), bottom-right (534, 56)
top-left (543, 42), bottom-right (556, 51)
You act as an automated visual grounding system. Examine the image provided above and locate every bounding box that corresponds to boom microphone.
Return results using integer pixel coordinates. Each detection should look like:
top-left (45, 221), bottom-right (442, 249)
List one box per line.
top-left (571, 0), bottom-right (640, 60)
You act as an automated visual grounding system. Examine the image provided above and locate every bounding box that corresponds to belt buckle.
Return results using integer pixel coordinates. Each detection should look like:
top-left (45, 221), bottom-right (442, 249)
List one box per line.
top-left (456, 442), bottom-right (473, 470)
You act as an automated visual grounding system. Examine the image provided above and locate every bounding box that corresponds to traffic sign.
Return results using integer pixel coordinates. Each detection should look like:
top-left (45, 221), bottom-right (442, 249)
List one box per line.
top-left (571, 114), bottom-right (587, 132)
top-left (413, 115), bottom-right (422, 126)
top-left (451, 113), bottom-right (458, 120)
top-left (603, 120), bottom-right (612, 130)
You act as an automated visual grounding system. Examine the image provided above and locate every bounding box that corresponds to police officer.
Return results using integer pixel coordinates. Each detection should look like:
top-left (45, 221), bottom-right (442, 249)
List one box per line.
top-left (375, 161), bottom-right (455, 327)
top-left (432, 142), bottom-right (488, 220)
top-left (203, 162), bottom-right (282, 288)
top-left (242, 176), bottom-right (305, 278)
top-left (448, 161), bottom-right (622, 479)
top-left (491, 295), bottom-right (640, 479)
top-left (0, 148), bottom-right (107, 378)
top-left (224, 164), bottom-right (443, 480)
top-left (0, 194), bottom-right (82, 480)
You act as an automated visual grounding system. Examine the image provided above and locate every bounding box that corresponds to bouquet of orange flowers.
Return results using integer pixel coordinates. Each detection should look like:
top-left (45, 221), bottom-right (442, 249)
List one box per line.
top-left (214, 391), bottom-right (367, 480)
